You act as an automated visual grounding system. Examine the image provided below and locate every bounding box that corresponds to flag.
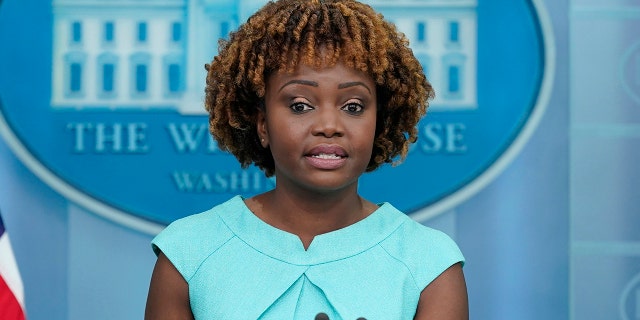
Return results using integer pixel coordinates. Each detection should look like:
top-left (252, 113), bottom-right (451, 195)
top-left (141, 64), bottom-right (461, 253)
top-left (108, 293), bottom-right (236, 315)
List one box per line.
top-left (0, 210), bottom-right (26, 320)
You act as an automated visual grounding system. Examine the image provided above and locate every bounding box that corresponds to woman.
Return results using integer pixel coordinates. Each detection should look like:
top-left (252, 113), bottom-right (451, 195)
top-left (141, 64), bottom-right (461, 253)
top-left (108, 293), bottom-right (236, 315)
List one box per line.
top-left (145, 1), bottom-right (468, 319)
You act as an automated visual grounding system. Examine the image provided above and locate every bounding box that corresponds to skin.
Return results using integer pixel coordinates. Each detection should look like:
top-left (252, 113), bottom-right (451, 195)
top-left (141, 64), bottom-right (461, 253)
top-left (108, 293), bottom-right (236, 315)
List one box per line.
top-left (249, 61), bottom-right (379, 247)
top-left (144, 61), bottom-right (468, 320)
top-left (145, 252), bottom-right (193, 320)
top-left (414, 263), bottom-right (468, 320)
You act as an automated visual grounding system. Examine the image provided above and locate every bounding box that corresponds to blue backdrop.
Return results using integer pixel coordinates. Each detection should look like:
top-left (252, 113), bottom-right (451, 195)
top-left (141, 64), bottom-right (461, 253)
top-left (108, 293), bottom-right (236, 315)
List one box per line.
top-left (0, 0), bottom-right (638, 319)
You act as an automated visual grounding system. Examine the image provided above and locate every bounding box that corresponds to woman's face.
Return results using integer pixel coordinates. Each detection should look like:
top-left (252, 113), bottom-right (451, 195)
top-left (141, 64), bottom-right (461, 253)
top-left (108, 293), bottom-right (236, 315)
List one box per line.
top-left (258, 61), bottom-right (377, 194)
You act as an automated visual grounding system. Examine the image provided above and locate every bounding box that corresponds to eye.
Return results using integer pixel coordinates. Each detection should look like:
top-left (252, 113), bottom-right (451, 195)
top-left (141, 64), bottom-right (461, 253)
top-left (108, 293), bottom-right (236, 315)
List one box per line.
top-left (341, 102), bottom-right (364, 115)
top-left (290, 102), bottom-right (314, 113)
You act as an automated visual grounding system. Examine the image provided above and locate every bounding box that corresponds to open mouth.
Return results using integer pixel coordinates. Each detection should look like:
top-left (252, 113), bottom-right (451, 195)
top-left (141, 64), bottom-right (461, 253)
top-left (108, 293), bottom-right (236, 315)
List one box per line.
top-left (305, 146), bottom-right (349, 170)
top-left (311, 153), bottom-right (345, 159)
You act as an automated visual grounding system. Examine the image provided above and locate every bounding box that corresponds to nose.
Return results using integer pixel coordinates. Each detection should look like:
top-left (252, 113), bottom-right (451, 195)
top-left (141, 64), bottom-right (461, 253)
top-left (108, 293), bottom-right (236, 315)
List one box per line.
top-left (310, 106), bottom-right (344, 138)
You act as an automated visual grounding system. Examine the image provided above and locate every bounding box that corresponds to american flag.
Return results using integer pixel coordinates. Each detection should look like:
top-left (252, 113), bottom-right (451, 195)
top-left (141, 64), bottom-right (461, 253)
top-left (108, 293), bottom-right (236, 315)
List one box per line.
top-left (0, 210), bottom-right (26, 319)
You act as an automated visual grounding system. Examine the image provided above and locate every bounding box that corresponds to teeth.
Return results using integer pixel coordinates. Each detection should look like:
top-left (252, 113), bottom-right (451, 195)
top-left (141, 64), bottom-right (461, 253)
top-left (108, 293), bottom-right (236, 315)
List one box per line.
top-left (312, 153), bottom-right (341, 159)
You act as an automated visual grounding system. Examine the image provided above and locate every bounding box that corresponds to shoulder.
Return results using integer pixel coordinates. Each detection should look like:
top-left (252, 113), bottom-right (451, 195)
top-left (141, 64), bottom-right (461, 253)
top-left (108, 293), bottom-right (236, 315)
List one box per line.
top-left (151, 196), bottom-right (242, 281)
top-left (378, 207), bottom-right (465, 290)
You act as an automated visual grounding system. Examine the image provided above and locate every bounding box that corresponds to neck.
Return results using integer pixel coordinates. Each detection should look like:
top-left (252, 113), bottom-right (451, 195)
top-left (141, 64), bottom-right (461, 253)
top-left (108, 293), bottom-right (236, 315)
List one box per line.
top-left (248, 186), bottom-right (376, 250)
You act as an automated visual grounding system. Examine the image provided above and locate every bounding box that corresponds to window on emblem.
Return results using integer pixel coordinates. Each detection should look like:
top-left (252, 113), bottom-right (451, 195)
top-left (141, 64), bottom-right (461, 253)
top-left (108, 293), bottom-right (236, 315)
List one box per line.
top-left (417, 22), bottom-right (427, 43)
top-left (136, 64), bottom-right (148, 93)
top-left (138, 22), bottom-right (147, 43)
top-left (448, 66), bottom-right (460, 93)
top-left (104, 22), bottom-right (114, 42)
top-left (220, 21), bottom-right (230, 39)
top-left (442, 53), bottom-right (465, 100)
top-left (103, 64), bottom-right (114, 93)
top-left (71, 21), bottom-right (82, 43)
top-left (168, 64), bottom-right (181, 93)
top-left (449, 21), bottom-right (460, 44)
top-left (172, 22), bottom-right (182, 42)
top-left (70, 63), bottom-right (82, 92)
top-left (130, 53), bottom-right (151, 97)
top-left (98, 53), bottom-right (118, 97)
top-left (64, 52), bottom-right (86, 97)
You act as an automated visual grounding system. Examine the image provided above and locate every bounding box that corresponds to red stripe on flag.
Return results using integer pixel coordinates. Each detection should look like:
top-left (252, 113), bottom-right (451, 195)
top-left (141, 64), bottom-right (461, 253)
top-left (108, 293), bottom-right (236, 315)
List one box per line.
top-left (0, 274), bottom-right (25, 320)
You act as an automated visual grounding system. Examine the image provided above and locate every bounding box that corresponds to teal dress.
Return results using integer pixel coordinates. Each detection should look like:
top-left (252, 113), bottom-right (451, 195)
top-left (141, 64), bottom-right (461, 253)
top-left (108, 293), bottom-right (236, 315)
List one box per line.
top-left (152, 196), bottom-right (464, 320)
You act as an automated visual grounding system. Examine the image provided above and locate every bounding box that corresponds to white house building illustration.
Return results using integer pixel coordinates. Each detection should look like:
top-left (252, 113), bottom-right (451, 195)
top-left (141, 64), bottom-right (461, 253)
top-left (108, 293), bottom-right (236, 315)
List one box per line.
top-left (51, 0), bottom-right (477, 113)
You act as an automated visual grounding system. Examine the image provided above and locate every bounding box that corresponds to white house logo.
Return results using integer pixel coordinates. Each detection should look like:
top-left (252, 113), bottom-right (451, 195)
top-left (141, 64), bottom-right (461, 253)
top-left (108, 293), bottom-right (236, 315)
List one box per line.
top-left (0, 0), bottom-right (554, 233)
top-left (620, 272), bottom-right (640, 320)
top-left (621, 40), bottom-right (640, 106)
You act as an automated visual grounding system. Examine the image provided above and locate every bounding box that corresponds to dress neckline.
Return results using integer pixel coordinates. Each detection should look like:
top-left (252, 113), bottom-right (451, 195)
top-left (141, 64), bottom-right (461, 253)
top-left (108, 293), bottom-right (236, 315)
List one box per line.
top-left (217, 195), bottom-right (407, 265)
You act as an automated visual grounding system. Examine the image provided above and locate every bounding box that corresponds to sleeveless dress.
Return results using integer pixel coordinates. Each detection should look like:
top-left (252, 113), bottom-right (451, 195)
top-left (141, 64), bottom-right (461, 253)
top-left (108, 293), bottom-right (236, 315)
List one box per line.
top-left (152, 196), bottom-right (464, 320)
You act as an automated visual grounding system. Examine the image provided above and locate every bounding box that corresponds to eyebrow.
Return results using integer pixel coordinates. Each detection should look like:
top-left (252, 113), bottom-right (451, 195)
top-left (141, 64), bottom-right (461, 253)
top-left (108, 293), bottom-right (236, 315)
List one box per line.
top-left (338, 81), bottom-right (371, 94)
top-left (279, 79), bottom-right (372, 94)
top-left (279, 80), bottom-right (318, 92)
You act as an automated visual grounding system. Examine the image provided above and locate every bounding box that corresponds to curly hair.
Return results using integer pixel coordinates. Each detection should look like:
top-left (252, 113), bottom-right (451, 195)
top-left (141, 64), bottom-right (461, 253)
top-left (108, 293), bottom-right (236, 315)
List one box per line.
top-left (205, 0), bottom-right (434, 177)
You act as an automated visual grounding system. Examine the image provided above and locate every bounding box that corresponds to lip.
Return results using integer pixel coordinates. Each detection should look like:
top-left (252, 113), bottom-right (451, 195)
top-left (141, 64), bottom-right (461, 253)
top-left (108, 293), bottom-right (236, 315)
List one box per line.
top-left (305, 144), bottom-right (348, 157)
top-left (304, 144), bottom-right (348, 170)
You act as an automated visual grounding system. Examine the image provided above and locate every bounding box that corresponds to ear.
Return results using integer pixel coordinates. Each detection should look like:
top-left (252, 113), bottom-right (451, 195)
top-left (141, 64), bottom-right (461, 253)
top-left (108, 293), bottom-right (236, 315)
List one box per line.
top-left (256, 107), bottom-right (269, 148)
